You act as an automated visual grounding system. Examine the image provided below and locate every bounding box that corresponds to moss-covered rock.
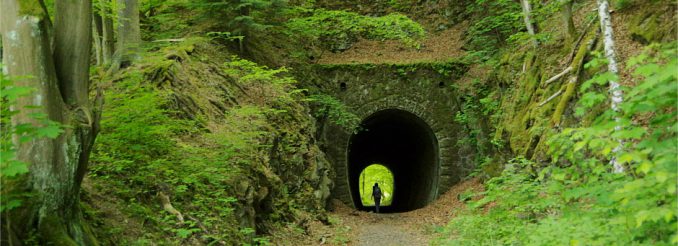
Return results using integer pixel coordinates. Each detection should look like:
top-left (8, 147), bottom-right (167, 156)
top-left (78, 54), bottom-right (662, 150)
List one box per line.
top-left (628, 2), bottom-right (676, 44)
top-left (85, 39), bottom-right (335, 244)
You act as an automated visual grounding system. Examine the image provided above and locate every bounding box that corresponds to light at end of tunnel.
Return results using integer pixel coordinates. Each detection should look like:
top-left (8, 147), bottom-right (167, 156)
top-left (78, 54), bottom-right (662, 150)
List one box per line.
top-left (359, 164), bottom-right (394, 206)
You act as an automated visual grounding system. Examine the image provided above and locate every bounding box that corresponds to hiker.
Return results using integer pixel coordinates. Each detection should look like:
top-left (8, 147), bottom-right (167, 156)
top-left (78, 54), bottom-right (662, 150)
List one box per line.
top-left (372, 183), bottom-right (382, 213)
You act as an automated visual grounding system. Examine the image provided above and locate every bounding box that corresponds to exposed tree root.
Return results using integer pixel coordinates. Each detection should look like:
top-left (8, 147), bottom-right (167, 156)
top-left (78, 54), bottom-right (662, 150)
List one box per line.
top-left (158, 192), bottom-right (185, 223)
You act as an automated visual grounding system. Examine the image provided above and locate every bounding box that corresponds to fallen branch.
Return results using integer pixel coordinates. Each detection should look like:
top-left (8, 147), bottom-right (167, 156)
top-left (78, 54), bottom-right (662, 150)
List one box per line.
top-left (543, 66), bottom-right (573, 87)
top-left (152, 38), bottom-right (185, 42)
top-left (539, 89), bottom-right (563, 107)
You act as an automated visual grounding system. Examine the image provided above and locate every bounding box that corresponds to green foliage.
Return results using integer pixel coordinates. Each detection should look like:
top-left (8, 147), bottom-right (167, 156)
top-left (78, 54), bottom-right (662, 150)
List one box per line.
top-left (0, 65), bottom-right (64, 212)
top-left (224, 56), bottom-right (295, 88)
top-left (358, 164), bottom-right (394, 206)
top-left (436, 43), bottom-right (677, 245)
top-left (306, 94), bottom-right (360, 132)
top-left (206, 31), bottom-right (245, 43)
top-left (454, 79), bottom-right (500, 162)
top-left (464, 0), bottom-right (522, 60)
top-left (331, 224), bottom-right (352, 245)
top-left (240, 227), bottom-right (271, 246)
top-left (465, 0), bottom-right (559, 61)
top-left (91, 68), bottom-right (246, 243)
top-left (93, 80), bottom-right (180, 169)
top-left (388, 0), bottom-right (415, 12)
top-left (285, 9), bottom-right (425, 50)
top-left (190, 0), bottom-right (288, 35)
top-left (89, 42), bottom-right (328, 243)
top-left (614, 0), bottom-right (637, 10)
top-left (141, 0), bottom-right (191, 40)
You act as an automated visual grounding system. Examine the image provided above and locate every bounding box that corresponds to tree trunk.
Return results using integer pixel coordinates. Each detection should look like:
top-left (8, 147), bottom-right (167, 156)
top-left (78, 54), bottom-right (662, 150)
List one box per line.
top-left (108, 0), bottom-right (140, 74)
top-left (1, 0), bottom-right (101, 244)
top-left (100, 0), bottom-right (115, 64)
top-left (596, 0), bottom-right (624, 173)
top-left (520, 0), bottom-right (539, 47)
top-left (237, 3), bottom-right (251, 53)
top-left (561, 0), bottom-right (576, 42)
top-left (93, 11), bottom-right (104, 66)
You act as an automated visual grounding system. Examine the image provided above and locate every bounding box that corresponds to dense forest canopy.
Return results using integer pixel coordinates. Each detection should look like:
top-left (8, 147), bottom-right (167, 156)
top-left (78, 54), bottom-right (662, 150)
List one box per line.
top-left (1, 0), bottom-right (676, 245)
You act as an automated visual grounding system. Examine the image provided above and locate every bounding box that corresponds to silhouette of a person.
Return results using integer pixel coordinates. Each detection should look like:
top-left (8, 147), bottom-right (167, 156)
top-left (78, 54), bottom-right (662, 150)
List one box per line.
top-left (372, 183), bottom-right (382, 213)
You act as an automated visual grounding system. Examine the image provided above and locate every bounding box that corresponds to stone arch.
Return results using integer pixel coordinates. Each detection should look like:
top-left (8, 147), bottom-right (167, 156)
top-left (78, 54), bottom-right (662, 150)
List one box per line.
top-left (314, 62), bottom-right (475, 210)
top-left (324, 97), bottom-right (467, 210)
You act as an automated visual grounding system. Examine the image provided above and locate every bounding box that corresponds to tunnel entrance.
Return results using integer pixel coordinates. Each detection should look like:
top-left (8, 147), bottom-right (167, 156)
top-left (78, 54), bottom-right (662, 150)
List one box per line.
top-left (348, 109), bottom-right (439, 213)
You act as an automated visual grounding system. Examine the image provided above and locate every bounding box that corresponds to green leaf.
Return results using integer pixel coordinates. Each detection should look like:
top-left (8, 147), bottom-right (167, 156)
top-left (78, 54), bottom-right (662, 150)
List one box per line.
top-left (2, 160), bottom-right (29, 177)
top-left (175, 228), bottom-right (193, 239)
top-left (618, 153), bottom-right (635, 164)
top-left (655, 171), bottom-right (668, 183)
top-left (0, 199), bottom-right (23, 212)
top-left (552, 172), bottom-right (566, 181)
top-left (637, 162), bottom-right (652, 174)
top-left (635, 210), bottom-right (649, 227)
top-left (34, 123), bottom-right (63, 138)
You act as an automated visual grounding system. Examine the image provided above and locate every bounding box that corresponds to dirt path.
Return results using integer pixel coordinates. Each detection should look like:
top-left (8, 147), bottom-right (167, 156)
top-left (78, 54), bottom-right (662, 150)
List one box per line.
top-left (347, 178), bottom-right (482, 245)
top-left (293, 178), bottom-right (483, 246)
top-left (353, 213), bottom-right (429, 246)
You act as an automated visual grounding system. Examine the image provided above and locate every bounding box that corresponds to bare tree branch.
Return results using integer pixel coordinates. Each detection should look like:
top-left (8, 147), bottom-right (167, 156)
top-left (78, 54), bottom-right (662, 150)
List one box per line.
top-left (543, 66), bottom-right (573, 87)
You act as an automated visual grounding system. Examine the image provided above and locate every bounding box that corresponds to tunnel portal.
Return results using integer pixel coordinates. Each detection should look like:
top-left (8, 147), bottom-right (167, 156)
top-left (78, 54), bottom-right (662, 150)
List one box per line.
top-left (348, 109), bottom-right (440, 213)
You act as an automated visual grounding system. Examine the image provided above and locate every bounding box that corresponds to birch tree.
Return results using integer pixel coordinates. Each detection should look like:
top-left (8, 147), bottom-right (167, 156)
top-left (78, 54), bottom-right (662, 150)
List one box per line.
top-left (596, 0), bottom-right (625, 173)
top-left (1, 0), bottom-right (101, 243)
top-left (520, 0), bottom-right (538, 47)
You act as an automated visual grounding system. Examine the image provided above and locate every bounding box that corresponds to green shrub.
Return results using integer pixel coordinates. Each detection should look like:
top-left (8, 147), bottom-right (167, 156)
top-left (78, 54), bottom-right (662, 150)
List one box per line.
top-left (306, 94), bottom-right (360, 132)
top-left (464, 0), bottom-right (522, 60)
top-left (190, 0), bottom-right (288, 35)
top-left (285, 9), bottom-right (425, 50)
top-left (91, 73), bottom-right (183, 178)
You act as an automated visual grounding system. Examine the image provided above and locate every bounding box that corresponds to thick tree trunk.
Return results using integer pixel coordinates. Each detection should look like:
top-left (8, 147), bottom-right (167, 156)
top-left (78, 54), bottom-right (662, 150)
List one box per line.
top-left (100, 0), bottom-right (115, 64)
top-left (596, 0), bottom-right (624, 173)
top-left (1, 0), bottom-right (100, 244)
top-left (520, 0), bottom-right (539, 47)
top-left (55, 0), bottom-right (93, 106)
top-left (108, 0), bottom-right (140, 74)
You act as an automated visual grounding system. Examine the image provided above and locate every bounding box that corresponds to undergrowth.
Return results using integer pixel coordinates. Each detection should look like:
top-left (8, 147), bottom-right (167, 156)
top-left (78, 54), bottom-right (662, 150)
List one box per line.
top-left (435, 43), bottom-right (677, 245)
top-left (88, 42), bottom-right (336, 244)
top-left (285, 9), bottom-right (426, 50)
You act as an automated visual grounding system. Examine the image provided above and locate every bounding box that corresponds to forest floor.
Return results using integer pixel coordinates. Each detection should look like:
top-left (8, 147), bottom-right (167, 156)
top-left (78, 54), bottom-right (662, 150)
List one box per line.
top-left (280, 178), bottom-right (483, 245)
top-left (317, 23), bottom-right (467, 65)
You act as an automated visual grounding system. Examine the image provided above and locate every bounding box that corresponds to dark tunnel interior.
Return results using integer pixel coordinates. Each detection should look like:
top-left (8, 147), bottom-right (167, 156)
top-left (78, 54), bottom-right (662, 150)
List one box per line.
top-left (348, 109), bottom-right (439, 213)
